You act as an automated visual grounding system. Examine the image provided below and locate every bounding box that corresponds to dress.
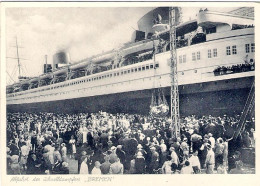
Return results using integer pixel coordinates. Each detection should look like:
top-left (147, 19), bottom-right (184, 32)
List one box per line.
top-left (80, 161), bottom-right (89, 174)
top-left (69, 139), bottom-right (76, 154)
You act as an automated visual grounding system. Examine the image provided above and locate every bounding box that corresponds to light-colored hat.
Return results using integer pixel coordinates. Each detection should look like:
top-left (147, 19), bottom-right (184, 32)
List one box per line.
top-left (136, 152), bottom-right (143, 157)
top-left (111, 146), bottom-right (116, 151)
top-left (137, 144), bottom-right (143, 149)
top-left (169, 147), bottom-right (175, 152)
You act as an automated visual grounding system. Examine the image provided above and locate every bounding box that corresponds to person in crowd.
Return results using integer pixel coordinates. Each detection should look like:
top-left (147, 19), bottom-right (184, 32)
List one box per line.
top-left (169, 147), bottom-right (179, 166)
top-left (109, 157), bottom-right (124, 174)
top-left (181, 161), bottom-right (193, 174)
top-left (129, 157), bottom-right (136, 174)
top-left (215, 138), bottom-right (224, 168)
top-left (161, 155), bottom-right (172, 174)
top-left (205, 144), bottom-right (215, 174)
top-left (91, 161), bottom-right (102, 174)
top-left (229, 160), bottom-right (244, 174)
top-left (135, 152), bottom-right (146, 174)
top-left (60, 162), bottom-right (70, 174)
top-left (80, 157), bottom-right (89, 174)
top-left (61, 143), bottom-right (68, 162)
top-left (10, 155), bottom-right (21, 174)
top-left (20, 142), bottom-right (30, 171)
top-left (189, 151), bottom-right (201, 174)
top-left (100, 155), bottom-right (111, 174)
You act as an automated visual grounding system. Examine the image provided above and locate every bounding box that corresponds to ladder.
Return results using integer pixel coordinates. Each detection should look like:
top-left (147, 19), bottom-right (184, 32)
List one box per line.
top-left (233, 80), bottom-right (255, 140)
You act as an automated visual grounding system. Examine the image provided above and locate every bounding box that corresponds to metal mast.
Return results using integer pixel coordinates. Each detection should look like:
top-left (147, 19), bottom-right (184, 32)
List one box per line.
top-left (15, 36), bottom-right (21, 78)
top-left (169, 7), bottom-right (180, 138)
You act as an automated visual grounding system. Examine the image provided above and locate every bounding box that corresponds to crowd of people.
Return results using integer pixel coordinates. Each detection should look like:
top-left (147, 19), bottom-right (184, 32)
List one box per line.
top-left (213, 62), bottom-right (255, 76)
top-left (6, 111), bottom-right (255, 175)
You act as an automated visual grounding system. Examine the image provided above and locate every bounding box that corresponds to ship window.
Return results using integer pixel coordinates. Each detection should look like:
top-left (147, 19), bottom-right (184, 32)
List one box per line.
top-left (245, 44), bottom-right (250, 53)
top-left (251, 43), bottom-right (255, 52)
top-left (138, 67), bottom-right (141, 71)
top-left (114, 73), bottom-right (116, 76)
top-left (208, 49), bottom-right (212, 58)
top-left (121, 71), bottom-right (124, 75)
top-left (183, 55), bottom-right (186, 63)
top-left (197, 52), bottom-right (200, 60)
top-left (146, 65), bottom-right (149, 70)
top-left (150, 64), bottom-right (154, 69)
top-left (192, 53), bottom-right (196, 61)
top-left (213, 48), bottom-right (217, 57)
top-left (128, 69), bottom-right (130, 73)
top-left (99, 76), bottom-right (101, 79)
top-left (232, 45), bottom-right (237, 55)
top-left (155, 63), bottom-right (159, 68)
top-left (124, 71), bottom-right (127, 74)
top-left (116, 72), bottom-right (119, 76)
top-left (135, 68), bottom-right (138, 72)
top-left (131, 69), bottom-right (134, 72)
top-left (179, 55), bottom-right (182, 63)
top-left (142, 66), bottom-right (145, 70)
top-left (226, 46), bottom-right (231, 55)
top-left (110, 74), bottom-right (112, 77)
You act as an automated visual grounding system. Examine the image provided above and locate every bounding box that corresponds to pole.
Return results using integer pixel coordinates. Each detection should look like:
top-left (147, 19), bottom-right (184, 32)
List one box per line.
top-left (45, 55), bottom-right (48, 73)
top-left (15, 37), bottom-right (21, 78)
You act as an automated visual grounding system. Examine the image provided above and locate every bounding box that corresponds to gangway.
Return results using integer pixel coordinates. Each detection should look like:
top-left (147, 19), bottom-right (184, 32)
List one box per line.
top-left (233, 81), bottom-right (255, 140)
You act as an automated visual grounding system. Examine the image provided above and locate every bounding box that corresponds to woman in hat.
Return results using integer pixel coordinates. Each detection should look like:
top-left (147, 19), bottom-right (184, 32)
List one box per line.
top-left (69, 135), bottom-right (77, 159)
top-left (61, 143), bottom-right (68, 162)
top-left (80, 157), bottom-right (89, 174)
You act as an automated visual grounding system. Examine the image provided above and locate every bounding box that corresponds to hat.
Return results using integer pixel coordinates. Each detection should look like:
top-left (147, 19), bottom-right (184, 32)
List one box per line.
top-left (111, 146), bottom-right (116, 151)
top-left (137, 144), bottom-right (143, 149)
top-left (169, 147), bottom-right (175, 152)
top-left (150, 146), bottom-right (156, 151)
top-left (206, 143), bottom-right (212, 149)
top-left (136, 152), bottom-right (143, 157)
top-left (208, 133), bottom-right (213, 137)
top-left (62, 162), bottom-right (69, 168)
top-left (117, 145), bottom-right (122, 149)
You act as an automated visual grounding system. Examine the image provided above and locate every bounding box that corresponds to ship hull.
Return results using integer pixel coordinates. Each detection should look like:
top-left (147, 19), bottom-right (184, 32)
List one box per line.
top-left (7, 76), bottom-right (254, 116)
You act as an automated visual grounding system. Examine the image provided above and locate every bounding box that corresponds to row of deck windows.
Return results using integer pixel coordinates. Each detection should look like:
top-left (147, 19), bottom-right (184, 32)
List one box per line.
top-left (183, 43), bottom-right (255, 63)
top-left (9, 63), bottom-right (159, 97)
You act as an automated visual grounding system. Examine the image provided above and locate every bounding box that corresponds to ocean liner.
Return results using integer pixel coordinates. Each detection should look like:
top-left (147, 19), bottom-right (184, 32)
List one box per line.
top-left (6, 7), bottom-right (255, 116)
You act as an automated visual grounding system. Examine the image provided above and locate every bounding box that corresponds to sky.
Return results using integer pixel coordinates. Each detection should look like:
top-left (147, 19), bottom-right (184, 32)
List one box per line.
top-left (5, 7), bottom-right (238, 85)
